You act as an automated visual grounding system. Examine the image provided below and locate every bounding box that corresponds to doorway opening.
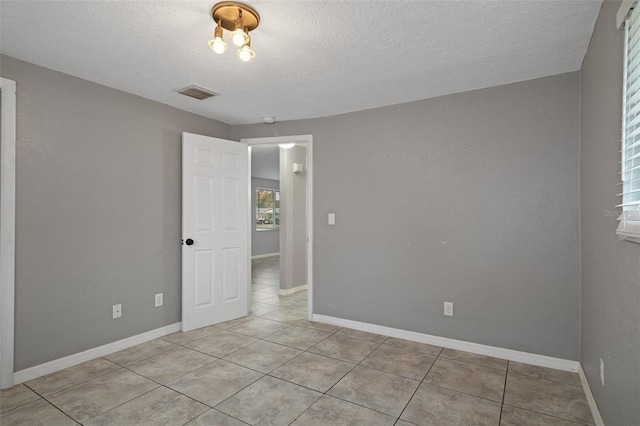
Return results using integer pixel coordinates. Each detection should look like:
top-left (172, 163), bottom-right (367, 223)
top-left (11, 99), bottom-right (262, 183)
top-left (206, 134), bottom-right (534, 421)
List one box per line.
top-left (250, 145), bottom-right (282, 307)
top-left (244, 135), bottom-right (313, 321)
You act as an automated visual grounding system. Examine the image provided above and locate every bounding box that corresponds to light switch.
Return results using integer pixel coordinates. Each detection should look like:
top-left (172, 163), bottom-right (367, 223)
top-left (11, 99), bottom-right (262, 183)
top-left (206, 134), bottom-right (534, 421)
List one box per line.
top-left (328, 213), bottom-right (335, 225)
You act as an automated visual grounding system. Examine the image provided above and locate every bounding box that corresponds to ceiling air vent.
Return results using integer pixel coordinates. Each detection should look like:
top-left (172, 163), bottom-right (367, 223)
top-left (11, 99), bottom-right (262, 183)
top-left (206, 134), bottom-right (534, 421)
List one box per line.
top-left (175, 85), bottom-right (218, 100)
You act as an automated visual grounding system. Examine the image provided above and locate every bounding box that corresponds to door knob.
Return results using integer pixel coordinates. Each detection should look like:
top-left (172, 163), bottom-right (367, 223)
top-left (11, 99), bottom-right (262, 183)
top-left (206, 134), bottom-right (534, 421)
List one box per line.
top-left (185, 238), bottom-right (195, 246)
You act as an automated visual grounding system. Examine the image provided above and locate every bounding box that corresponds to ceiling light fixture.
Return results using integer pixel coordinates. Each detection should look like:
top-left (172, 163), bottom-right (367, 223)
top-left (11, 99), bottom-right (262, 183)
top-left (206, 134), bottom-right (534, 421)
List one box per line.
top-left (208, 1), bottom-right (260, 62)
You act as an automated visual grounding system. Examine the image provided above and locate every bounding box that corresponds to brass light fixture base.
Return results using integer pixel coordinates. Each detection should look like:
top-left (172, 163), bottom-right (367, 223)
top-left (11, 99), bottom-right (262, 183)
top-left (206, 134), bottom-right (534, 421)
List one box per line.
top-left (212, 1), bottom-right (260, 32)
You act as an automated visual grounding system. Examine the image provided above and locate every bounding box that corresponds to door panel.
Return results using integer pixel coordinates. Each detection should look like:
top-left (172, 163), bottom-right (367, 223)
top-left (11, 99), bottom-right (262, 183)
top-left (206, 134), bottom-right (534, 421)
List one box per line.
top-left (194, 176), bottom-right (214, 232)
top-left (222, 248), bottom-right (240, 302)
top-left (222, 178), bottom-right (239, 231)
top-left (182, 133), bottom-right (248, 331)
top-left (194, 250), bottom-right (214, 307)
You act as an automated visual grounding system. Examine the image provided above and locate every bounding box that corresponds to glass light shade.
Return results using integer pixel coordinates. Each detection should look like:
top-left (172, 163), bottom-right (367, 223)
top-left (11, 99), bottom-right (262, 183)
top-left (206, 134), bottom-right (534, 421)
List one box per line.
top-left (208, 37), bottom-right (227, 54)
top-left (231, 29), bottom-right (248, 47)
top-left (237, 44), bottom-right (255, 62)
top-left (208, 25), bottom-right (227, 54)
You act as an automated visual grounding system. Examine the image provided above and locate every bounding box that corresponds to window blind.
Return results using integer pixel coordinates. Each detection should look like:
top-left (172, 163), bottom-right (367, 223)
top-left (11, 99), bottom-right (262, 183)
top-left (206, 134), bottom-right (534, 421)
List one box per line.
top-left (619, 1), bottom-right (640, 242)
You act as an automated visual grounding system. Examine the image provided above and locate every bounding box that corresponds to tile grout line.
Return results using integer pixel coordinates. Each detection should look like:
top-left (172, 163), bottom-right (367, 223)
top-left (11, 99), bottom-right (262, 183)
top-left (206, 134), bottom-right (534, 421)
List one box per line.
top-left (215, 280), bottom-right (318, 425)
top-left (76, 385), bottom-right (162, 424)
top-left (23, 362), bottom-right (141, 424)
top-left (500, 403), bottom-right (594, 426)
top-left (7, 383), bottom-right (79, 425)
top-left (263, 311), bottom-right (391, 424)
top-left (169, 375), bottom-right (260, 425)
top-left (20, 358), bottom-right (123, 400)
top-left (160, 300), bottom-right (338, 418)
top-left (395, 345), bottom-right (443, 423)
top-left (401, 346), bottom-right (520, 410)
top-left (146, 321), bottom-right (264, 424)
top-left (507, 369), bottom-right (586, 387)
top-left (498, 360), bottom-right (510, 425)
top-left (0, 385), bottom-right (43, 414)
top-left (206, 408), bottom-right (252, 426)
top-left (436, 353), bottom-right (510, 373)
top-left (274, 324), bottom-right (488, 423)
top-left (115, 347), bottom-right (259, 425)
top-left (308, 335), bottom-right (394, 419)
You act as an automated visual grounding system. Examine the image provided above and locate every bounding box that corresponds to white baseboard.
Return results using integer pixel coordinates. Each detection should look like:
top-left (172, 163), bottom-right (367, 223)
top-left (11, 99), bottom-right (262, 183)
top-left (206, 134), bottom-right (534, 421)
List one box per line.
top-left (312, 314), bottom-right (579, 372)
top-left (279, 284), bottom-right (307, 296)
top-left (251, 252), bottom-right (279, 259)
top-left (13, 322), bottom-right (182, 384)
top-left (579, 363), bottom-right (605, 426)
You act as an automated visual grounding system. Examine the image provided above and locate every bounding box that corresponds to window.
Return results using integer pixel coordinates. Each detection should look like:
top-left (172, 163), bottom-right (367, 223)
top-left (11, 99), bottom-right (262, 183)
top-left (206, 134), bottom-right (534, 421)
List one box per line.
top-left (619, 3), bottom-right (640, 243)
top-left (256, 188), bottom-right (279, 231)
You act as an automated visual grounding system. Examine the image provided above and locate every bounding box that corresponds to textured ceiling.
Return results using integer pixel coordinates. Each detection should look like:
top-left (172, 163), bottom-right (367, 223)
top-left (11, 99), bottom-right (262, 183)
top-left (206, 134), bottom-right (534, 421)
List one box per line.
top-left (0, 1), bottom-right (602, 125)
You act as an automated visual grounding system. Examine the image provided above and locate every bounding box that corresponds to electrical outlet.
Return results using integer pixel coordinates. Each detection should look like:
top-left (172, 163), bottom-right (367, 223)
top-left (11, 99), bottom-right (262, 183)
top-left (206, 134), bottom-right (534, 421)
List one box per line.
top-left (112, 304), bottom-right (122, 319)
top-left (155, 293), bottom-right (163, 307)
top-left (444, 301), bottom-right (453, 316)
top-left (600, 358), bottom-right (605, 387)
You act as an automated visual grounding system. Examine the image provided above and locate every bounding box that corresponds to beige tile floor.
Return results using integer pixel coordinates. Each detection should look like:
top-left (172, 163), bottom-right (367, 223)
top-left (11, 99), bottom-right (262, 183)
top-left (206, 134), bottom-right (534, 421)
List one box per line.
top-left (0, 256), bottom-right (595, 425)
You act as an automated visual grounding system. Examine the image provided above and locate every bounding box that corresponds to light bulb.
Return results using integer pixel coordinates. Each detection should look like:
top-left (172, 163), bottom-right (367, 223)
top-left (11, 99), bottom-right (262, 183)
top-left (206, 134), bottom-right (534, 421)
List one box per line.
top-left (231, 29), bottom-right (248, 47)
top-left (237, 44), bottom-right (255, 62)
top-left (208, 37), bottom-right (227, 54)
top-left (208, 24), bottom-right (227, 54)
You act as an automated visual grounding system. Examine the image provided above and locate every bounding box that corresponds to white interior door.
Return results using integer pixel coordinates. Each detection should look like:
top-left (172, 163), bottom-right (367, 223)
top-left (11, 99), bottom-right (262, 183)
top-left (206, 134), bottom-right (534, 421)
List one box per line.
top-left (182, 132), bottom-right (248, 331)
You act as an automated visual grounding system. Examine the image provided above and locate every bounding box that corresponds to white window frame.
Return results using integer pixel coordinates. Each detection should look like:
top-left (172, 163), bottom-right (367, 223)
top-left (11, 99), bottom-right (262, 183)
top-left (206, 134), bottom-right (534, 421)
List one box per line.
top-left (255, 187), bottom-right (280, 231)
top-left (618, 0), bottom-right (640, 243)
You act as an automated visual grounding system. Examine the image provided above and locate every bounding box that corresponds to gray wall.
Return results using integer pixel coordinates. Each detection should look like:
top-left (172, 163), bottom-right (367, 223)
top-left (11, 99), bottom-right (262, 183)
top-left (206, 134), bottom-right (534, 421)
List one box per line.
top-left (580, 2), bottom-right (640, 424)
top-left (291, 147), bottom-right (307, 289)
top-left (1, 55), bottom-right (230, 370)
top-left (278, 146), bottom-right (307, 291)
top-left (251, 177), bottom-right (280, 257)
top-left (1, 53), bottom-right (586, 370)
top-left (232, 72), bottom-right (582, 360)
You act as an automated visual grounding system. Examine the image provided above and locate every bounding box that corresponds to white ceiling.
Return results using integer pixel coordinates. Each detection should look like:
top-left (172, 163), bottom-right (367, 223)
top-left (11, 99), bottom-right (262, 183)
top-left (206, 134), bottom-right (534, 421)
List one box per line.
top-left (251, 144), bottom-right (279, 180)
top-left (1, 1), bottom-right (602, 125)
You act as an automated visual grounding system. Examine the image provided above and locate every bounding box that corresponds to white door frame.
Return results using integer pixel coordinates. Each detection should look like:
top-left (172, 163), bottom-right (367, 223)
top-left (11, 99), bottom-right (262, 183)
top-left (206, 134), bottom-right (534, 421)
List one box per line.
top-left (242, 135), bottom-right (313, 320)
top-left (1, 78), bottom-right (17, 389)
